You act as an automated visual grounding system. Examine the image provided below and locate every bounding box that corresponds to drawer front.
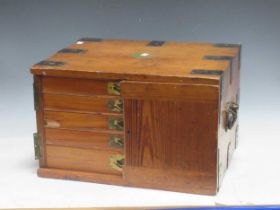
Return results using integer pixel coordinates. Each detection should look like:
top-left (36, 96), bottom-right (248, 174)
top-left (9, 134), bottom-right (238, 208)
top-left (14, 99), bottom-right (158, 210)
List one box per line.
top-left (44, 93), bottom-right (123, 114)
top-left (44, 111), bottom-right (124, 132)
top-left (45, 128), bottom-right (124, 150)
top-left (43, 77), bottom-right (120, 96)
top-left (46, 145), bottom-right (124, 175)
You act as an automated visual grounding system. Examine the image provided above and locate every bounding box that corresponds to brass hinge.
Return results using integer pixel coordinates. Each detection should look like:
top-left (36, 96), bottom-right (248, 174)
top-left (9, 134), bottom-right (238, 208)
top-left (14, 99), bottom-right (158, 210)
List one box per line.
top-left (33, 133), bottom-right (41, 160)
top-left (58, 48), bottom-right (87, 53)
top-left (36, 60), bottom-right (66, 67)
top-left (33, 82), bottom-right (39, 111)
top-left (203, 55), bottom-right (234, 84)
top-left (147, 40), bottom-right (165, 47)
top-left (78, 37), bottom-right (102, 42)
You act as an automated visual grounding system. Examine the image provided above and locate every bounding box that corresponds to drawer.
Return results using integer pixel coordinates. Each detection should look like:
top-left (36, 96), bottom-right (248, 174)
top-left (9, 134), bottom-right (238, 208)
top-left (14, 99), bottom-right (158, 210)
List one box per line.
top-left (43, 77), bottom-right (121, 96)
top-left (45, 128), bottom-right (124, 150)
top-left (43, 93), bottom-right (123, 114)
top-left (44, 111), bottom-right (124, 132)
top-left (46, 145), bottom-right (124, 175)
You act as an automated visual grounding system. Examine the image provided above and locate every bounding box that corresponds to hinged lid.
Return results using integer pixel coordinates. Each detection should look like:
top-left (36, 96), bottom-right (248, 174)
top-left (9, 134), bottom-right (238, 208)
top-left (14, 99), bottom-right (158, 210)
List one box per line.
top-left (31, 38), bottom-right (241, 84)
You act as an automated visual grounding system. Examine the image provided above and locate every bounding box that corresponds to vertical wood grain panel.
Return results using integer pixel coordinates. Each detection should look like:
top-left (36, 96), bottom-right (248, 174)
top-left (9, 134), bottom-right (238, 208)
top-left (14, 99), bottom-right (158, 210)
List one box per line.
top-left (125, 99), bottom-right (218, 173)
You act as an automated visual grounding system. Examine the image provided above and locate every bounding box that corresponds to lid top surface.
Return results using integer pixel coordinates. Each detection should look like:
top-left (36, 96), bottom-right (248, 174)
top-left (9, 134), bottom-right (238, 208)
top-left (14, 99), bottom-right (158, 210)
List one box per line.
top-left (31, 38), bottom-right (240, 81)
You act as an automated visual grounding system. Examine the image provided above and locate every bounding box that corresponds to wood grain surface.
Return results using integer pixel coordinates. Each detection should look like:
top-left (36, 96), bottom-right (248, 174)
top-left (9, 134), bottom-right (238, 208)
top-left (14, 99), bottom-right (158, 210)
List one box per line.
top-left (44, 93), bottom-right (122, 114)
top-left (42, 77), bottom-right (116, 96)
top-left (44, 111), bottom-right (123, 133)
top-left (122, 81), bottom-right (219, 194)
top-left (31, 39), bottom-right (241, 195)
top-left (120, 81), bottom-right (219, 101)
top-left (31, 39), bottom-right (240, 84)
top-left (46, 145), bottom-right (123, 175)
top-left (45, 128), bottom-right (123, 151)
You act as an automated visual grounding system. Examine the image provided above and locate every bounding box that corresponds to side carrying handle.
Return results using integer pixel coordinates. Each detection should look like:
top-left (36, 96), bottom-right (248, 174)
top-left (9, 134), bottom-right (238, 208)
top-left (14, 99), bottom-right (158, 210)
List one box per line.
top-left (226, 102), bottom-right (239, 130)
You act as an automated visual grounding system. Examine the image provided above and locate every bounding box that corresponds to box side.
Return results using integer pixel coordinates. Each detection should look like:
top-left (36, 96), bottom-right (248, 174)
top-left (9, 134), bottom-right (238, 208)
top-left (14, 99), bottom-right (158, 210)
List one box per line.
top-left (33, 75), bottom-right (47, 167)
top-left (217, 45), bottom-right (241, 190)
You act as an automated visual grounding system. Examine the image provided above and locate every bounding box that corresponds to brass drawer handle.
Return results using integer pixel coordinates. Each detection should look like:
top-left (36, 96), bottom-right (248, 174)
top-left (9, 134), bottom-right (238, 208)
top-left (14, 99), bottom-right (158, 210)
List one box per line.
top-left (108, 136), bottom-right (124, 148)
top-left (108, 118), bottom-right (124, 131)
top-left (226, 102), bottom-right (239, 130)
top-left (107, 82), bottom-right (120, 95)
top-left (109, 154), bottom-right (124, 171)
top-left (107, 99), bottom-right (123, 113)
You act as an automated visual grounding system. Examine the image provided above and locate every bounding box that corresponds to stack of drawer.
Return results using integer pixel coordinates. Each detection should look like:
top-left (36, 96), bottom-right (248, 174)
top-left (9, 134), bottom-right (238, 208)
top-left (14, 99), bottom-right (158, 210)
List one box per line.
top-left (41, 77), bottom-right (124, 176)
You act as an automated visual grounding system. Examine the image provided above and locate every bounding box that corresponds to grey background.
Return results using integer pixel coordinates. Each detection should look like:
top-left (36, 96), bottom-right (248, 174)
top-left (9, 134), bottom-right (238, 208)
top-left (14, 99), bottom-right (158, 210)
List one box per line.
top-left (0, 0), bottom-right (280, 206)
top-left (0, 0), bottom-right (280, 139)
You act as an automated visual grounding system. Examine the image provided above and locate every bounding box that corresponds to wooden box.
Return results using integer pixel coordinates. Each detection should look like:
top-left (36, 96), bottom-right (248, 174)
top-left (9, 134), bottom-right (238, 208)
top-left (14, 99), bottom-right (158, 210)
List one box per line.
top-left (31, 38), bottom-right (241, 195)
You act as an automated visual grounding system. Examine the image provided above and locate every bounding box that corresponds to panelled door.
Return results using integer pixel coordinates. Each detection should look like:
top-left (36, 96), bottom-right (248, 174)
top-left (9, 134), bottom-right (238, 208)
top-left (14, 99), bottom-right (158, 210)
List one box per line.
top-left (120, 81), bottom-right (219, 194)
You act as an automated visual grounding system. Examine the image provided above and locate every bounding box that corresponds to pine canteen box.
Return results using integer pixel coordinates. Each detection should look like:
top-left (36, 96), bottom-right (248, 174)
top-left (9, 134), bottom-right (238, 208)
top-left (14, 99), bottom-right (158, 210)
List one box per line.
top-left (31, 38), bottom-right (241, 195)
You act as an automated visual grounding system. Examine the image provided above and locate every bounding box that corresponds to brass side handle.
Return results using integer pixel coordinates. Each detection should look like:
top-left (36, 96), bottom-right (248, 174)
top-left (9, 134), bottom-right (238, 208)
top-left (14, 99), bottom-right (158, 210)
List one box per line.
top-left (109, 154), bottom-right (124, 171)
top-left (226, 102), bottom-right (239, 130)
top-left (108, 118), bottom-right (124, 131)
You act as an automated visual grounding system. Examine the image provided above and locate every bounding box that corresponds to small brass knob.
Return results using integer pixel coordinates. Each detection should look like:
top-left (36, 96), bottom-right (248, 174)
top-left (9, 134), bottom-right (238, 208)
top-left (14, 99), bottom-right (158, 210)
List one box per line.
top-left (108, 118), bottom-right (124, 131)
top-left (107, 82), bottom-right (121, 95)
top-left (107, 99), bottom-right (123, 113)
top-left (108, 136), bottom-right (124, 148)
top-left (109, 155), bottom-right (124, 171)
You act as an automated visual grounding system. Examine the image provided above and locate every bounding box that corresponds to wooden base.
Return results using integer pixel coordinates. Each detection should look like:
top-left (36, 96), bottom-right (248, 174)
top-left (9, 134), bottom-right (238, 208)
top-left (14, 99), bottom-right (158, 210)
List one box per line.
top-left (38, 168), bottom-right (216, 195)
top-left (38, 168), bottom-right (125, 186)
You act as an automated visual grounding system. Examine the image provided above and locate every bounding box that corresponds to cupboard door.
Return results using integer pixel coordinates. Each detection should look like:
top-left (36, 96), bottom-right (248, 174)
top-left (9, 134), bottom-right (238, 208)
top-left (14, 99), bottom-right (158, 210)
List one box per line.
top-left (121, 81), bottom-right (219, 194)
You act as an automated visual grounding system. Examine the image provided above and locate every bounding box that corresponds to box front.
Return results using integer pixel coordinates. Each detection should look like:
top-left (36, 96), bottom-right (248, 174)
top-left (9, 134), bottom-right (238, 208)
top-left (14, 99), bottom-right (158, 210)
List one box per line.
top-left (34, 76), bottom-right (220, 195)
top-left (34, 76), bottom-right (125, 179)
